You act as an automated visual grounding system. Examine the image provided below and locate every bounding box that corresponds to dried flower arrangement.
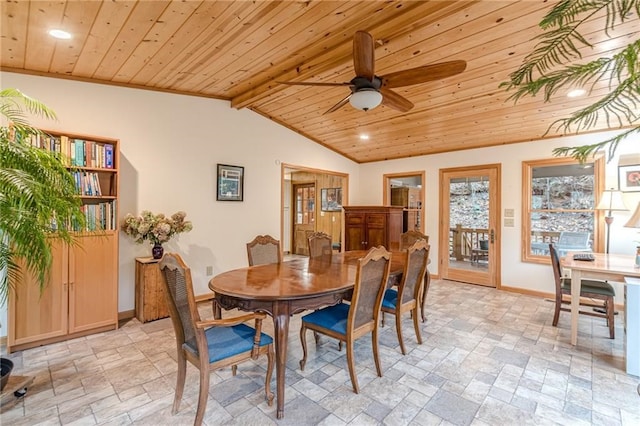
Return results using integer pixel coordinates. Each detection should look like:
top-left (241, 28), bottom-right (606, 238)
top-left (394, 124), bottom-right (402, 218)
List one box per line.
top-left (121, 210), bottom-right (192, 245)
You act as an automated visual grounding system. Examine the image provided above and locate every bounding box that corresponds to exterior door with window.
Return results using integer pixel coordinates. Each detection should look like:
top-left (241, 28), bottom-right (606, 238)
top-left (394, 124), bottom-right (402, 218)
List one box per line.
top-left (439, 165), bottom-right (501, 287)
top-left (293, 183), bottom-right (315, 256)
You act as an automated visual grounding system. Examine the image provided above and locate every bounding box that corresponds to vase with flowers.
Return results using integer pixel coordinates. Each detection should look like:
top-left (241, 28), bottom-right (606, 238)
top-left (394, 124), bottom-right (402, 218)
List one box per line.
top-left (121, 211), bottom-right (193, 259)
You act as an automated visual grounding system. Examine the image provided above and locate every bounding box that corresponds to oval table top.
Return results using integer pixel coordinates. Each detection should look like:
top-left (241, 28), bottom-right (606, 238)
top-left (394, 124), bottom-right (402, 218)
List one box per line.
top-left (209, 250), bottom-right (406, 301)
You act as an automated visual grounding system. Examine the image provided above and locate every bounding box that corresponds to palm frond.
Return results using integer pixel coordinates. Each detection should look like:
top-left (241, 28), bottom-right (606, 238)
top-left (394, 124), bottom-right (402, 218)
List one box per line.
top-left (502, 0), bottom-right (640, 161)
top-left (1, 88), bottom-right (83, 302)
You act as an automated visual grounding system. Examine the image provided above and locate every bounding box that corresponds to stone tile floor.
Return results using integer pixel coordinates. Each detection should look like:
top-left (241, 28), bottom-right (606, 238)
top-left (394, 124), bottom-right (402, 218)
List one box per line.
top-left (2, 279), bottom-right (639, 425)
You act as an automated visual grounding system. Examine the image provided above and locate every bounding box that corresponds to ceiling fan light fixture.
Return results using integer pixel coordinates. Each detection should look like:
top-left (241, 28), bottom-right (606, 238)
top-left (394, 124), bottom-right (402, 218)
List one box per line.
top-left (349, 89), bottom-right (382, 111)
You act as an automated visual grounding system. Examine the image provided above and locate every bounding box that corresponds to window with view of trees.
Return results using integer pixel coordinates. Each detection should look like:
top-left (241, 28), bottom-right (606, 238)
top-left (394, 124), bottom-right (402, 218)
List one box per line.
top-left (522, 157), bottom-right (604, 263)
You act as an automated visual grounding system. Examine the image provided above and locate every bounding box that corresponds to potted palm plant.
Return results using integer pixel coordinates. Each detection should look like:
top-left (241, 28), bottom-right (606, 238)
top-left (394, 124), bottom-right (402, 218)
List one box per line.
top-left (1, 88), bottom-right (86, 384)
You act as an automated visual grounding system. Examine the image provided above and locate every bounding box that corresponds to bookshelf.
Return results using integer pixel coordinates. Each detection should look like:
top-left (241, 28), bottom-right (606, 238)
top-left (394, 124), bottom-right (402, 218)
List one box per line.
top-left (8, 130), bottom-right (120, 353)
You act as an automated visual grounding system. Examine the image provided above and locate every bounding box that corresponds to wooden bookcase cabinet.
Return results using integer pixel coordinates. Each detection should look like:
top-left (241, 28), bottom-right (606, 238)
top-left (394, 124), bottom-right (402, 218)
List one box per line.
top-left (8, 131), bottom-right (119, 353)
top-left (135, 257), bottom-right (170, 323)
top-left (343, 206), bottom-right (403, 252)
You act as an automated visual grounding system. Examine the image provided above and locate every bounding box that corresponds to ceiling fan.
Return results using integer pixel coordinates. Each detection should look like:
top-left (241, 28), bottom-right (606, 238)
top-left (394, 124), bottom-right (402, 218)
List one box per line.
top-left (278, 31), bottom-right (467, 114)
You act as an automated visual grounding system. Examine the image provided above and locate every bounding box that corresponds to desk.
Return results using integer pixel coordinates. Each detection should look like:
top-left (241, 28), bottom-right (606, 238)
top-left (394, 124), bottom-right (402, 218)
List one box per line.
top-left (209, 251), bottom-right (404, 418)
top-left (561, 253), bottom-right (639, 347)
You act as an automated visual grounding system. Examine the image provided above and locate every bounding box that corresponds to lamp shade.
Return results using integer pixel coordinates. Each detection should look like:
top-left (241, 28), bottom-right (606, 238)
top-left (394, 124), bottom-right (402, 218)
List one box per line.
top-left (595, 189), bottom-right (628, 212)
top-left (349, 89), bottom-right (382, 111)
top-left (625, 202), bottom-right (640, 228)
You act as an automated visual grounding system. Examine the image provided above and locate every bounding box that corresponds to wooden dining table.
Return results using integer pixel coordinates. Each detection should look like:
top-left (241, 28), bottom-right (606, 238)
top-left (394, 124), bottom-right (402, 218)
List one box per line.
top-left (208, 250), bottom-right (405, 419)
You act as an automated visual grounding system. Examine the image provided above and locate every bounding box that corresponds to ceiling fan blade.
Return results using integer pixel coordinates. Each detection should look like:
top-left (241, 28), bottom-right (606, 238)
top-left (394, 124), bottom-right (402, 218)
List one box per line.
top-left (380, 88), bottom-right (413, 112)
top-left (277, 81), bottom-right (351, 87)
top-left (323, 94), bottom-right (352, 115)
top-left (353, 31), bottom-right (375, 80)
top-left (380, 60), bottom-right (467, 88)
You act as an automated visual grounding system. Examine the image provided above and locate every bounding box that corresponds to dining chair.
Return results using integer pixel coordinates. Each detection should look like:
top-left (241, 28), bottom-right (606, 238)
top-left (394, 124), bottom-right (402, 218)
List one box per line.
top-left (399, 230), bottom-right (431, 323)
top-left (159, 253), bottom-right (275, 425)
top-left (246, 234), bottom-right (282, 266)
top-left (549, 244), bottom-right (616, 338)
top-left (307, 231), bottom-right (332, 259)
top-left (299, 246), bottom-right (391, 393)
top-left (381, 239), bottom-right (429, 355)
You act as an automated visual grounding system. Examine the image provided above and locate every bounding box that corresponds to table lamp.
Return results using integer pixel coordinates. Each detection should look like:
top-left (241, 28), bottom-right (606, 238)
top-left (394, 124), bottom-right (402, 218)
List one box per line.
top-left (595, 188), bottom-right (628, 253)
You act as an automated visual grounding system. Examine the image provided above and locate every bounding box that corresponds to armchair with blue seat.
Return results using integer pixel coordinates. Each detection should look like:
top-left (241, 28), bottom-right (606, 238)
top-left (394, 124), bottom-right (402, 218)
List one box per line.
top-left (159, 253), bottom-right (274, 425)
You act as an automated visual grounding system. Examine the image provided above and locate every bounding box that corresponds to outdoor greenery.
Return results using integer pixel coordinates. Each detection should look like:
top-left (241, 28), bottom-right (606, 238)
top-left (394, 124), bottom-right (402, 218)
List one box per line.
top-left (502, 0), bottom-right (639, 162)
top-left (0, 88), bottom-right (85, 304)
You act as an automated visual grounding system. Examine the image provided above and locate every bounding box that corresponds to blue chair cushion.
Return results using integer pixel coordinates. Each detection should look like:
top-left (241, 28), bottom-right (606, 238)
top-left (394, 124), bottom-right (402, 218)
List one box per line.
top-left (184, 323), bottom-right (273, 364)
top-left (560, 278), bottom-right (615, 297)
top-left (382, 288), bottom-right (398, 310)
top-left (301, 303), bottom-right (350, 335)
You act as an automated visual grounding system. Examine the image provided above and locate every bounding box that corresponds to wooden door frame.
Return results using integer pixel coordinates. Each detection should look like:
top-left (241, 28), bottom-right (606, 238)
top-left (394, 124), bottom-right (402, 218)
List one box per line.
top-left (382, 171), bottom-right (425, 233)
top-left (281, 163), bottom-right (349, 252)
top-left (438, 164), bottom-right (501, 288)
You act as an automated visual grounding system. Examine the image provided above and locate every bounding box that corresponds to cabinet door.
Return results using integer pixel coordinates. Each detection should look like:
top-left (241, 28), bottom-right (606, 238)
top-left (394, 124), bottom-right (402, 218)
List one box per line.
top-left (68, 235), bottom-right (118, 333)
top-left (8, 240), bottom-right (68, 349)
top-left (365, 213), bottom-right (387, 248)
top-left (345, 213), bottom-right (366, 251)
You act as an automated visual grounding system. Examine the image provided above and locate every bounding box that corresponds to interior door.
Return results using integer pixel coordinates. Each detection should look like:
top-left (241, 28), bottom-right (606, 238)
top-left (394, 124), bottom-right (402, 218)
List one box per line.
top-left (439, 165), bottom-right (501, 287)
top-left (292, 183), bottom-right (315, 255)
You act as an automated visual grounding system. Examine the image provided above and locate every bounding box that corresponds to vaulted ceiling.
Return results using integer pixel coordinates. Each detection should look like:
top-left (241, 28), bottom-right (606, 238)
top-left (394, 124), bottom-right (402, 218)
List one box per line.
top-left (1, 1), bottom-right (635, 163)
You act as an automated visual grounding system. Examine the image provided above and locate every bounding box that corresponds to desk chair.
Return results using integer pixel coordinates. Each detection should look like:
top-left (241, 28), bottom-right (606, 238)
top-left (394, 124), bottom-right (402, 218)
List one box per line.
top-left (381, 239), bottom-right (429, 354)
top-left (549, 244), bottom-right (615, 339)
top-left (299, 246), bottom-right (391, 393)
top-left (159, 253), bottom-right (274, 425)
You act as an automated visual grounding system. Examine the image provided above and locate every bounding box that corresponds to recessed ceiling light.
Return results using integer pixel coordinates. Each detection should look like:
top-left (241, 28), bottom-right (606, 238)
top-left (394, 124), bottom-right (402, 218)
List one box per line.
top-left (48, 29), bottom-right (71, 40)
top-left (359, 134), bottom-right (369, 140)
top-left (567, 89), bottom-right (586, 98)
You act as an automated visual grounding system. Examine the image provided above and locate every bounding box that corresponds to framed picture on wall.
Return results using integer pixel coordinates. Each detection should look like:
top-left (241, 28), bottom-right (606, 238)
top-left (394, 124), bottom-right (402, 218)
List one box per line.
top-left (217, 164), bottom-right (244, 201)
top-left (321, 188), bottom-right (342, 211)
top-left (619, 164), bottom-right (640, 192)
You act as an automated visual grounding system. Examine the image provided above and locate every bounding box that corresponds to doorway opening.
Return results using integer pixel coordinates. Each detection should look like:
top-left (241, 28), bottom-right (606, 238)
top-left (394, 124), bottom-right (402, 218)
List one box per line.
top-left (383, 171), bottom-right (425, 233)
top-left (281, 164), bottom-right (348, 256)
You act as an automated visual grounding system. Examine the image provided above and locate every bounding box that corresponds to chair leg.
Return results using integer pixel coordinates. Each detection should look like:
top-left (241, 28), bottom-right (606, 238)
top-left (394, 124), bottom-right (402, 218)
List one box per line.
top-left (395, 311), bottom-right (406, 355)
top-left (607, 297), bottom-right (615, 339)
top-left (372, 326), bottom-right (382, 378)
top-left (173, 349), bottom-right (187, 414)
top-left (421, 272), bottom-right (430, 323)
top-left (345, 338), bottom-right (359, 394)
top-left (552, 299), bottom-right (561, 327)
top-left (299, 324), bottom-right (308, 371)
top-left (412, 306), bottom-right (422, 345)
top-left (195, 364), bottom-right (210, 426)
top-left (212, 298), bottom-right (221, 319)
top-left (264, 345), bottom-right (275, 406)
top-left (381, 311), bottom-right (385, 327)
top-left (231, 365), bottom-right (237, 376)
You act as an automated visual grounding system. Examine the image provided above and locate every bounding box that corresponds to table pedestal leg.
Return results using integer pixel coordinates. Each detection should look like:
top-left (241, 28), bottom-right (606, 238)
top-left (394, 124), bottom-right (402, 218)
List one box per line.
top-left (272, 301), bottom-right (290, 419)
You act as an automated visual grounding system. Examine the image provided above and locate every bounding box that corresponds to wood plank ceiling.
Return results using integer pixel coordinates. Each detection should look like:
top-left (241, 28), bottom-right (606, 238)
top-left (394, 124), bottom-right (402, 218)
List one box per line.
top-left (2, 1), bottom-right (636, 163)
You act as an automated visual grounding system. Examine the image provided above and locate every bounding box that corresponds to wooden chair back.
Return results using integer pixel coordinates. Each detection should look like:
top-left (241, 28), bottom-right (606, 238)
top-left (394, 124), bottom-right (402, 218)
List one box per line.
top-left (400, 230), bottom-right (429, 250)
top-left (349, 246), bottom-right (391, 331)
top-left (159, 253), bottom-right (201, 354)
top-left (399, 240), bottom-right (430, 305)
top-left (307, 231), bottom-right (332, 259)
top-left (246, 234), bottom-right (282, 266)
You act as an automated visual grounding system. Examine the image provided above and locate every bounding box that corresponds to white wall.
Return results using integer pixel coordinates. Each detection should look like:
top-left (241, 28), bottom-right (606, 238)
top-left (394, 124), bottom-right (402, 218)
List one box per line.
top-left (0, 72), bottom-right (361, 333)
top-left (357, 132), bottom-right (639, 300)
top-left (1, 71), bottom-right (638, 336)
